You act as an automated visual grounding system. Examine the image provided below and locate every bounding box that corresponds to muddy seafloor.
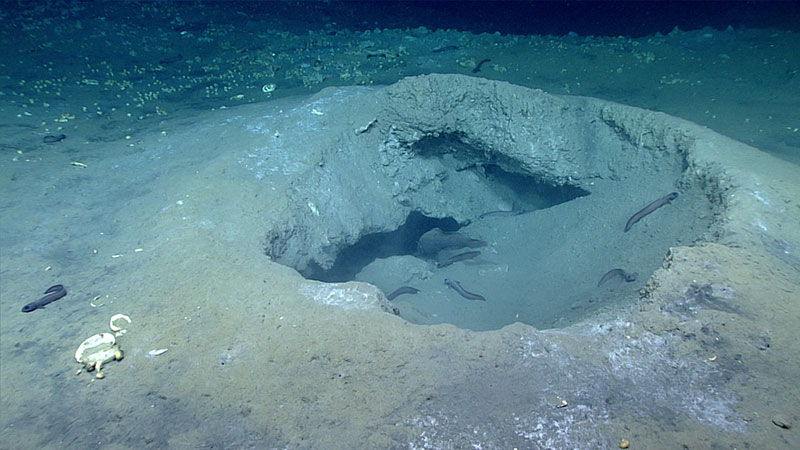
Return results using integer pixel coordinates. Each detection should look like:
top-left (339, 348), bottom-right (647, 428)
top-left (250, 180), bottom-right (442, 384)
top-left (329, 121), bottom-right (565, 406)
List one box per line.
top-left (1, 3), bottom-right (799, 450)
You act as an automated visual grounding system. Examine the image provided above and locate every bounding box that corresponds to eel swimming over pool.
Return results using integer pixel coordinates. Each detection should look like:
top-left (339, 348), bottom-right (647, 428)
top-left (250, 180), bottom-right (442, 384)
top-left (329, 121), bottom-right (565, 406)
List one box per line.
top-left (22, 284), bottom-right (67, 312)
top-left (478, 209), bottom-right (527, 219)
top-left (437, 251), bottom-right (481, 268)
top-left (444, 278), bottom-right (486, 301)
top-left (624, 192), bottom-right (679, 232)
top-left (386, 286), bottom-right (420, 301)
top-left (417, 228), bottom-right (487, 256)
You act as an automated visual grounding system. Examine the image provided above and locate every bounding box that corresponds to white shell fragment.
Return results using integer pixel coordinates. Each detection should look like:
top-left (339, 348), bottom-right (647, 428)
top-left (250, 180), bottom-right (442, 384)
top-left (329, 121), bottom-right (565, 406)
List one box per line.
top-left (109, 313), bottom-right (131, 336)
top-left (146, 348), bottom-right (168, 358)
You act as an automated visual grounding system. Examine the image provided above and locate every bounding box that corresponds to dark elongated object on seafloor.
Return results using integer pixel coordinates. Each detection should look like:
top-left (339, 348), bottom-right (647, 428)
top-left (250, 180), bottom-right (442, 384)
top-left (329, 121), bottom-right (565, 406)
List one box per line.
top-left (597, 269), bottom-right (638, 287)
top-left (472, 58), bottom-right (491, 73)
top-left (437, 251), bottom-right (481, 268)
top-left (444, 278), bottom-right (486, 301)
top-left (386, 286), bottom-right (420, 301)
top-left (22, 284), bottom-right (67, 312)
top-left (417, 228), bottom-right (486, 256)
top-left (624, 192), bottom-right (679, 232)
top-left (43, 134), bottom-right (66, 143)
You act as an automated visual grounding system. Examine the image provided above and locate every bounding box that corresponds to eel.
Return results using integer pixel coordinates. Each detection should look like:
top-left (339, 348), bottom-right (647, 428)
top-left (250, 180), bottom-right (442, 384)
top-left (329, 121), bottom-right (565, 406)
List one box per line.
top-left (22, 284), bottom-right (67, 312)
top-left (159, 54), bottom-right (183, 65)
top-left (624, 192), bottom-right (679, 232)
top-left (437, 251), bottom-right (481, 268)
top-left (43, 134), bottom-right (66, 143)
top-left (386, 286), bottom-right (420, 301)
top-left (478, 209), bottom-right (527, 219)
top-left (432, 45), bottom-right (459, 53)
top-left (597, 269), bottom-right (638, 287)
top-left (444, 278), bottom-right (486, 301)
top-left (472, 58), bottom-right (491, 73)
top-left (417, 228), bottom-right (487, 256)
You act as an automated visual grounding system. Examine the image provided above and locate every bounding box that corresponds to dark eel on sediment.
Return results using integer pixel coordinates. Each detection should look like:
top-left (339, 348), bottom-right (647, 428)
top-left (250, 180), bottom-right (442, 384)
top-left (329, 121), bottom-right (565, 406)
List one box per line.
top-left (43, 134), bottom-right (66, 143)
top-left (624, 192), bottom-right (679, 232)
top-left (472, 58), bottom-right (491, 73)
top-left (597, 269), bottom-right (638, 287)
top-left (22, 284), bottom-right (67, 312)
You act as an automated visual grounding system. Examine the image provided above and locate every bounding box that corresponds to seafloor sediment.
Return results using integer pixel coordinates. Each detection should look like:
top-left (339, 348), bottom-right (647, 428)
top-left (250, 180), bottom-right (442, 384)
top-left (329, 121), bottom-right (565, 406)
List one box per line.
top-left (2, 3), bottom-right (799, 447)
top-left (1, 72), bottom-right (797, 449)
